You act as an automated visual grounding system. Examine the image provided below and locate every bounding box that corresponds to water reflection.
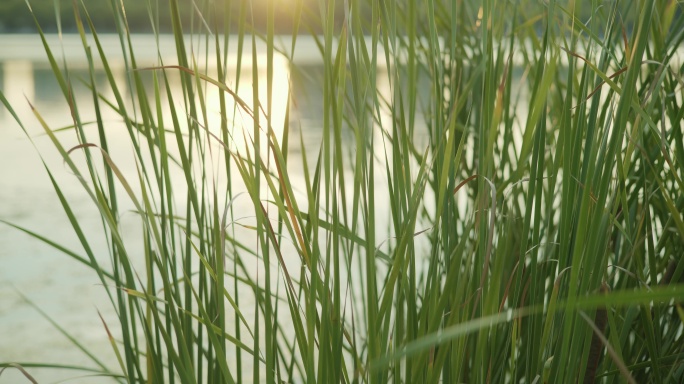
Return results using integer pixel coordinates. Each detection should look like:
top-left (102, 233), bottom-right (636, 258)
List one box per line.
top-left (2, 60), bottom-right (35, 116)
top-left (0, 37), bottom-right (398, 383)
top-left (0, 46), bottom-right (297, 382)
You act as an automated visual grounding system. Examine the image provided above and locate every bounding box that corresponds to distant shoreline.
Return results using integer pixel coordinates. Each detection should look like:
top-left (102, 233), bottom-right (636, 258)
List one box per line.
top-left (0, 34), bottom-right (328, 66)
top-left (1, 34), bottom-right (681, 69)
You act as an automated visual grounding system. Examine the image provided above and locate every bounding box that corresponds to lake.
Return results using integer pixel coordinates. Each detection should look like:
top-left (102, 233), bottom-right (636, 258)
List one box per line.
top-left (0, 34), bottom-right (420, 383)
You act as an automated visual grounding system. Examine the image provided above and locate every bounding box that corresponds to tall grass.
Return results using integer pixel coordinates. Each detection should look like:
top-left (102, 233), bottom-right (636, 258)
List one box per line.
top-left (2, 0), bottom-right (684, 382)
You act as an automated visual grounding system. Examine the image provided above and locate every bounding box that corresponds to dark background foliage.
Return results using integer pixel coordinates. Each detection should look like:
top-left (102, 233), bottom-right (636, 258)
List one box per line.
top-left (0, 0), bottom-right (335, 34)
top-left (2, 1), bottom-right (665, 36)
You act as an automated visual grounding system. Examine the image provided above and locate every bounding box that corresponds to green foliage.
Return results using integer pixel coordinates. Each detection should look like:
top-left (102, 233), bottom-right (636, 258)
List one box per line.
top-left (0, 0), bottom-right (323, 33)
top-left (0, 0), bottom-right (150, 32)
top-left (2, 0), bottom-right (684, 383)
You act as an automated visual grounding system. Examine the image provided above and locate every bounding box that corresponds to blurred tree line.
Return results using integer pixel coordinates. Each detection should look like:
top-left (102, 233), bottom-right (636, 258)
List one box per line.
top-left (0, 1), bottom-right (659, 36)
top-left (0, 0), bottom-right (335, 34)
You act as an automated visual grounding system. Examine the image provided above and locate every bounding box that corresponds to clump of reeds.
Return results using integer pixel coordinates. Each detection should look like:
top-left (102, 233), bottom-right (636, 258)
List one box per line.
top-left (2, 0), bottom-right (684, 383)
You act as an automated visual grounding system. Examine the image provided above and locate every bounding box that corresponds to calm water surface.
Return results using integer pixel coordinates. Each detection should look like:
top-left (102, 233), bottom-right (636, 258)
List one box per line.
top-left (0, 34), bottom-right (409, 383)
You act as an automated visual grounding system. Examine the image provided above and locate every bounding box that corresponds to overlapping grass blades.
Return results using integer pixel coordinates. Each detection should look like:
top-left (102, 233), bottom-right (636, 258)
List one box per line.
top-left (1, 0), bottom-right (684, 382)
